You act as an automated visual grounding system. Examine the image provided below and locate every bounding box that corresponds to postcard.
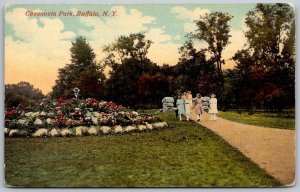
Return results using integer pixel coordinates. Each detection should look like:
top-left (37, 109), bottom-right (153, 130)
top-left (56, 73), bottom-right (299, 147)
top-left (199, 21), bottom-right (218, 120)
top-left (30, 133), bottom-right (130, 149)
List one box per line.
top-left (4, 3), bottom-right (295, 187)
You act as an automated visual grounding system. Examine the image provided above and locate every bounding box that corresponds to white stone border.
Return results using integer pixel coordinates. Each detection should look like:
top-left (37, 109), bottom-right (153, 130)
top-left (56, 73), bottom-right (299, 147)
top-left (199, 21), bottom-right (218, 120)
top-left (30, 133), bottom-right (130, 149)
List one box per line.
top-left (5, 122), bottom-right (169, 137)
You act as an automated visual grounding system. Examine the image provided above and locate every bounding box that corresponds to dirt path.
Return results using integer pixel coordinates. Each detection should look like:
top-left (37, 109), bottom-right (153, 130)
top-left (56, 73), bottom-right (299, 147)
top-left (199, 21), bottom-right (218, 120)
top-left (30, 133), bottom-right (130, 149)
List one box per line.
top-left (190, 111), bottom-right (295, 185)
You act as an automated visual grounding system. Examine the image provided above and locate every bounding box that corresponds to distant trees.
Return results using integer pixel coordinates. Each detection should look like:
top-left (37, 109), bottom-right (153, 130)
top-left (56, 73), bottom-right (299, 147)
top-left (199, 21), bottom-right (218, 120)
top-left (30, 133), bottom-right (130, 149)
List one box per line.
top-left (174, 11), bottom-right (233, 108)
top-left (44, 3), bottom-right (294, 111)
top-left (102, 33), bottom-right (160, 107)
top-left (193, 12), bottom-right (233, 79)
top-left (226, 3), bottom-right (295, 111)
top-left (5, 81), bottom-right (45, 108)
top-left (52, 36), bottom-right (106, 99)
top-left (174, 39), bottom-right (216, 96)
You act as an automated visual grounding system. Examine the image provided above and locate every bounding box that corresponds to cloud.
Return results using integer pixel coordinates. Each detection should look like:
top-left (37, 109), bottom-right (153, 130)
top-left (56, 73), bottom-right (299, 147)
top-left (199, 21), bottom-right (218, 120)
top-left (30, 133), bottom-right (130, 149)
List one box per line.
top-left (174, 35), bottom-right (181, 41)
top-left (222, 29), bottom-right (247, 69)
top-left (147, 42), bottom-right (180, 65)
top-left (145, 28), bottom-right (172, 43)
top-left (78, 6), bottom-right (155, 45)
top-left (171, 6), bottom-right (210, 33)
top-left (144, 28), bottom-right (180, 65)
top-left (79, 6), bottom-right (180, 66)
top-left (5, 6), bottom-right (182, 93)
top-left (172, 6), bottom-right (248, 69)
top-left (171, 6), bottom-right (210, 21)
top-left (5, 8), bottom-right (76, 93)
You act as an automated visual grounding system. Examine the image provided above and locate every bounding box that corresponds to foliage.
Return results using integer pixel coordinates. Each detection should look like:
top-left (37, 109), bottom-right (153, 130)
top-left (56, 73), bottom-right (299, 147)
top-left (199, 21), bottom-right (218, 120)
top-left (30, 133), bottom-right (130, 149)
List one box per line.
top-left (193, 12), bottom-right (233, 78)
top-left (5, 81), bottom-right (45, 108)
top-left (175, 39), bottom-right (217, 96)
top-left (52, 36), bottom-right (106, 99)
top-left (23, 4), bottom-right (295, 111)
top-left (103, 33), bottom-right (161, 107)
top-left (226, 3), bottom-right (295, 111)
top-left (4, 98), bottom-right (162, 130)
top-left (138, 73), bottom-right (173, 106)
top-left (5, 112), bottom-right (279, 187)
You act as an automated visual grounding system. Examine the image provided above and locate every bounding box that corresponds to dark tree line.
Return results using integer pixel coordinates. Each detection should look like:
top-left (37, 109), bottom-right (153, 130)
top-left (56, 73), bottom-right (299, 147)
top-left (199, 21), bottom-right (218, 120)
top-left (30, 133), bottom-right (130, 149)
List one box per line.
top-left (6, 4), bottom-right (294, 112)
top-left (50, 3), bottom-right (295, 111)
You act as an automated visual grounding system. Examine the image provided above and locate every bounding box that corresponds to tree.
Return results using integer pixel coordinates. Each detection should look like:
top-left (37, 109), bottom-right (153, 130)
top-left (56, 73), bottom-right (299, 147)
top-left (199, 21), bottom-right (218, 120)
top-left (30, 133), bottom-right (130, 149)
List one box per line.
top-left (52, 36), bottom-right (105, 99)
top-left (174, 39), bottom-right (217, 98)
top-left (5, 81), bottom-right (45, 108)
top-left (138, 73), bottom-right (173, 108)
top-left (193, 12), bottom-right (233, 79)
top-left (102, 33), bottom-right (158, 107)
top-left (244, 3), bottom-right (294, 69)
top-left (241, 3), bottom-right (295, 111)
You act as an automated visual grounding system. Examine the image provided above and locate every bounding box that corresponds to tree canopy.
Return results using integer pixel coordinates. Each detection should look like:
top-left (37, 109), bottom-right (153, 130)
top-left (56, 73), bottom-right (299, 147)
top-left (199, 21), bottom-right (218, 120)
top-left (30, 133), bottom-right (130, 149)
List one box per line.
top-left (5, 81), bottom-right (45, 108)
top-left (52, 36), bottom-right (106, 99)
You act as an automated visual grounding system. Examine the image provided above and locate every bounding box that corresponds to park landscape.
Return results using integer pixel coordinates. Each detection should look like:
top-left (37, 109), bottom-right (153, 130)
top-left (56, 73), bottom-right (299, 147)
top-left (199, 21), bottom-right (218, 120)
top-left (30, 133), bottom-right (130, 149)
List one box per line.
top-left (4, 3), bottom-right (295, 187)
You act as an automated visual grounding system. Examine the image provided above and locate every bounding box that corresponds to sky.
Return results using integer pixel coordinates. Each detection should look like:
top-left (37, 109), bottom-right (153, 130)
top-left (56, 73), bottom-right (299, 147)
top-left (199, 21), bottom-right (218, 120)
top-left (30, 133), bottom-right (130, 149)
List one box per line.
top-left (5, 4), bottom-right (257, 94)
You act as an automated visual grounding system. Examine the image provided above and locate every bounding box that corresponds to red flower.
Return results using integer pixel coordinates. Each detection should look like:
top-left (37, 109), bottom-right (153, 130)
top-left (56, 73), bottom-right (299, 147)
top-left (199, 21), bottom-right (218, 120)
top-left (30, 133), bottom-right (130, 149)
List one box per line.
top-left (5, 111), bottom-right (13, 116)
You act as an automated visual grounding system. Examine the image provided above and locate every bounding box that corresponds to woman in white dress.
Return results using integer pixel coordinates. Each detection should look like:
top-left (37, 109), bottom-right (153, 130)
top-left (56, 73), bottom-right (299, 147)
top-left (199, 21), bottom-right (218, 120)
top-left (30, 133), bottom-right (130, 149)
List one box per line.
top-left (183, 92), bottom-right (190, 121)
top-left (208, 93), bottom-right (218, 121)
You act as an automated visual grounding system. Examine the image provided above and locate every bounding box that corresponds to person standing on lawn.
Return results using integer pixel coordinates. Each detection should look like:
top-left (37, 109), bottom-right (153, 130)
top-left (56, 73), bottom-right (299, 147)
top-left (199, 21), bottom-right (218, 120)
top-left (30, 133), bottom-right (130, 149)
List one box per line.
top-left (194, 93), bottom-right (204, 122)
top-left (208, 93), bottom-right (218, 121)
top-left (174, 94), bottom-right (181, 119)
top-left (184, 92), bottom-right (191, 121)
top-left (188, 91), bottom-right (193, 109)
top-left (176, 94), bottom-right (185, 121)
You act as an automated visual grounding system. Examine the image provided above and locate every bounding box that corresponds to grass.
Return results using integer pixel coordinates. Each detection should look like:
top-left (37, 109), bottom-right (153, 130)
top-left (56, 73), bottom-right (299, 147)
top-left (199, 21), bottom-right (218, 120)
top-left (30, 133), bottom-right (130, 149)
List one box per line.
top-left (5, 112), bottom-right (279, 187)
top-left (218, 110), bottom-right (295, 130)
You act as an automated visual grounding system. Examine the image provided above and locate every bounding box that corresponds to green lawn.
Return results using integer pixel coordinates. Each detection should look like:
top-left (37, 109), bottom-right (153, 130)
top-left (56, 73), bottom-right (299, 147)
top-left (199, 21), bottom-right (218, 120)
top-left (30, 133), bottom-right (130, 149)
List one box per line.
top-left (5, 112), bottom-right (279, 187)
top-left (218, 110), bottom-right (295, 130)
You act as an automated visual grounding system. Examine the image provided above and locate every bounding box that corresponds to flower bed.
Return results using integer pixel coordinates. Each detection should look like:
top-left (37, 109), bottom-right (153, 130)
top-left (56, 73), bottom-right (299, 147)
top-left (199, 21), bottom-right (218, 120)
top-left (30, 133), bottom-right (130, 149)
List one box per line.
top-left (5, 98), bottom-right (168, 137)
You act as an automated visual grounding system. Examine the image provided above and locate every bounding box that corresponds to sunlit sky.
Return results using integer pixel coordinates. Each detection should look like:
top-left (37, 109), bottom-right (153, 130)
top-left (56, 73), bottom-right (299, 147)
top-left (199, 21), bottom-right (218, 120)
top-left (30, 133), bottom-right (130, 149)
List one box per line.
top-left (5, 4), bottom-right (256, 94)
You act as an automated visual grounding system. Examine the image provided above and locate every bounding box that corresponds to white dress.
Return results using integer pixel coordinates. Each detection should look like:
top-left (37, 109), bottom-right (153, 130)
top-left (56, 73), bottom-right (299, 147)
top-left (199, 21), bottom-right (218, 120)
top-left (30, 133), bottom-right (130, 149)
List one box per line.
top-left (184, 99), bottom-right (191, 115)
top-left (208, 98), bottom-right (218, 114)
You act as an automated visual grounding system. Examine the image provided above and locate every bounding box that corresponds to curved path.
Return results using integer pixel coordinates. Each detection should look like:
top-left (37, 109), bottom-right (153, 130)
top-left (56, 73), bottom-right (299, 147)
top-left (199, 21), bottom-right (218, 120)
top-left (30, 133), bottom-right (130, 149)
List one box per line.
top-left (190, 112), bottom-right (296, 185)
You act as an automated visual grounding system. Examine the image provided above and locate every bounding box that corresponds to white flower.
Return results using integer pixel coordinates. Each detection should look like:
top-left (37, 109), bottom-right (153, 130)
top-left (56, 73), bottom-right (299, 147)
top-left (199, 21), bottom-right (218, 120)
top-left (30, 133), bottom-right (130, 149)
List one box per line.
top-left (40, 111), bottom-right (46, 116)
top-left (46, 118), bottom-right (52, 124)
top-left (61, 129), bottom-right (72, 136)
top-left (31, 112), bottom-right (40, 117)
top-left (49, 129), bottom-right (59, 136)
top-left (100, 126), bottom-right (111, 134)
top-left (113, 125), bottom-right (123, 133)
top-left (34, 118), bottom-right (43, 125)
top-left (161, 122), bottom-right (168, 128)
top-left (92, 116), bottom-right (98, 125)
top-left (92, 112), bottom-right (100, 117)
top-left (138, 125), bottom-right (146, 131)
top-left (124, 126), bottom-right (136, 132)
top-left (132, 111), bottom-right (139, 116)
top-left (18, 119), bottom-right (27, 125)
top-left (4, 128), bottom-right (9, 135)
top-left (146, 124), bottom-right (153, 130)
top-left (88, 127), bottom-right (98, 135)
top-left (153, 123), bottom-right (165, 129)
top-left (33, 128), bottom-right (48, 137)
top-left (47, 112), bottom-right (55, 117)
top-left (9, 129), bottom-right (19, 137)
top-left (75, 126), bottom-right (83, 136)
top-left (25, 112), bottom-right (33, 117)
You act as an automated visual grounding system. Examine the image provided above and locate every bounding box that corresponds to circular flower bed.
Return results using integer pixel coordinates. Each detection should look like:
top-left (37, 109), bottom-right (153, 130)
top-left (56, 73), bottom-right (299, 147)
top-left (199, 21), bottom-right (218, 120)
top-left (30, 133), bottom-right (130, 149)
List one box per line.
top-left (5, 98), bottom-right (168, 137)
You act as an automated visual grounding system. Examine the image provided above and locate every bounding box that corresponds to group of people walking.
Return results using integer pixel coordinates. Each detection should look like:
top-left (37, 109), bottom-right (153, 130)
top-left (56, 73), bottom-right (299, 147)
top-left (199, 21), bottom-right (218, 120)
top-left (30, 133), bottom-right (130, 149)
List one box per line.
top-left (175, 91), bottom-right (218, 122)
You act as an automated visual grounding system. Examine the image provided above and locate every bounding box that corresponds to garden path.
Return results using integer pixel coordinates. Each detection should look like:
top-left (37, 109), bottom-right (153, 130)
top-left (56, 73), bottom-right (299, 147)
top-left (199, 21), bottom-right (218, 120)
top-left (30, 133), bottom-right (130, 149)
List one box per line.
top-left (190, 111), bottom-right (296, 185)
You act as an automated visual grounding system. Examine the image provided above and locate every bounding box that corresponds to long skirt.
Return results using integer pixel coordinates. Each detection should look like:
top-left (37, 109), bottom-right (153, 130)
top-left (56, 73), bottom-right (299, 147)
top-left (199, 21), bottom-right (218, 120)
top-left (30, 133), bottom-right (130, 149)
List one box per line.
top-left (195, 104), bottom-right (204, 115)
